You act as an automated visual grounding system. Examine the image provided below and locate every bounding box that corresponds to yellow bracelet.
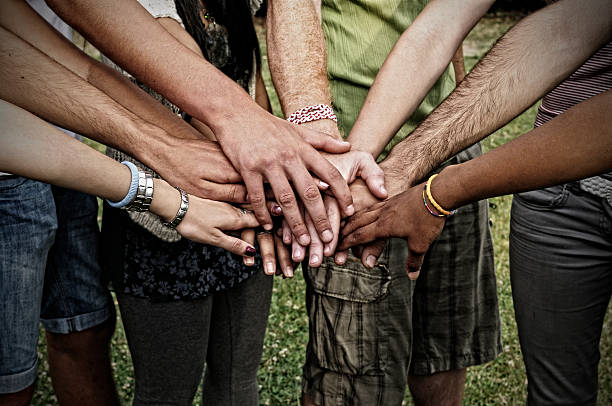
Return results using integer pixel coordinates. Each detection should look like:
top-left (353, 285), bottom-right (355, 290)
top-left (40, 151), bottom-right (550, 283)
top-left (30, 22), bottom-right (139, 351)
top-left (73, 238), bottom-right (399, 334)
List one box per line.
top-left (425, 174), bottom-right (455, 216)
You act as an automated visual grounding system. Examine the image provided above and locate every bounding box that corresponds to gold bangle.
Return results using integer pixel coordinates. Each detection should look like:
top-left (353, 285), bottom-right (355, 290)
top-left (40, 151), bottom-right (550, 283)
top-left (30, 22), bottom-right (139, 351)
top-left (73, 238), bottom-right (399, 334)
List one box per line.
top-left (425, 174), bottom-right (455, 216)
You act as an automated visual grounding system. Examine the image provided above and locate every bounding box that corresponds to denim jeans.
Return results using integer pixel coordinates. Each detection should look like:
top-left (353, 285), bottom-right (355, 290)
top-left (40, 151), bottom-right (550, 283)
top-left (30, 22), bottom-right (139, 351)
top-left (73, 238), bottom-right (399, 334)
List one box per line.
top-left (0, 177), bottom-right (113, 393)
top-left (510, 184), bottom-right (612, 405)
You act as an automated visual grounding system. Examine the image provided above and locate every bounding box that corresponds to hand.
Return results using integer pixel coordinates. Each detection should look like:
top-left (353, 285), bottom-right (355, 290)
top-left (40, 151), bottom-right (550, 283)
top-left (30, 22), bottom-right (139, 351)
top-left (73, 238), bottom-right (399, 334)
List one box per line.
top-left (323, 150), bottom-right (387, 199)
top-left (240, 227), bottom-right (295, 278)
top-left (339, 184), bottom-right (446, 279)
top-left (152, 137), bottom-right (248, 203)
top-left (151, 179), bottom-right (260, 256)
top-left (214, 110), bottom-right (354, 245)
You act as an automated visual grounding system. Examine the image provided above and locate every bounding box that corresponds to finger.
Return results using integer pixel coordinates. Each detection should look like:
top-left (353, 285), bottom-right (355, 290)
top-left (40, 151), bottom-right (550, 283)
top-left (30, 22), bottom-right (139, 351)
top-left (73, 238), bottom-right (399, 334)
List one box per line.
top-left (257, 231), bottom-right (276, 276)
top-left (299, 127), bottom-right (351, 153)
top-left (338, 223), bottom-right (379, 250)
top-left (282, 219), bottom-right (292, 245)
top-left (340, 208), bottom-right (381, 237)
top-left (193, 181), bottom-right (248, 203)
top-left (303, 149), bottom-right (354, 217)
top-left (267, 201), bottom-right (283, 216)
top-left (288, 166), bottom-right (333, 244)
top-left (274, 234), bottom-right (294, 278)
top-left (213, 230), bottom-right (258, 258)
top-left (311, 176), bottom-right (330, 191)
top-left (268, 172), bottom-right (311, 246)
top-left (241, 229), bottom-right (256, 266)
top-left (334, 250), bottom-right (348, 265)
top-left (360, 239), bottom-right (386, 269)
top-left (323, 197), bottom-right (340, 257)
top-left (359, 158), bottom-right (388, 199)
top-left (222, 205), bottom-right (261, 230)
top-left (243, 172), bottom-right (273, 230)
top-left (305, 213), bottom-right (324, 267)
top-left (405, 248), bottom-right (425, 280)
top-left (291, 232), bottom-right (306, 262)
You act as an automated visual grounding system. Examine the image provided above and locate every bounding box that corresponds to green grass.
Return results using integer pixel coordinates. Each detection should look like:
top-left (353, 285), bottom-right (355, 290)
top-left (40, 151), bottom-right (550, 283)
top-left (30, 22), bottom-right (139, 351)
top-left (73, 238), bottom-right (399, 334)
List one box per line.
top-left (32, 11), bottom-right (611, 405)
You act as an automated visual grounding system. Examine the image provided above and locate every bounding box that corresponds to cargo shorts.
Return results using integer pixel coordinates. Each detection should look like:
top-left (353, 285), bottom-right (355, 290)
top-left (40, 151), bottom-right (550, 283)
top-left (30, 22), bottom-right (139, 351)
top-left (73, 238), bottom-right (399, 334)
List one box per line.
top-left (302, 145), bottom-right (503, 405)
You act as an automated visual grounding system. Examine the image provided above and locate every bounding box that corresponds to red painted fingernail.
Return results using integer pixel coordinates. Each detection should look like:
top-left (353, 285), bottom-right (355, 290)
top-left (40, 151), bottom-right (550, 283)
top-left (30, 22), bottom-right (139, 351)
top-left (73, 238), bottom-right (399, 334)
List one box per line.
top-left (245, 246), bottom-right (256, 256)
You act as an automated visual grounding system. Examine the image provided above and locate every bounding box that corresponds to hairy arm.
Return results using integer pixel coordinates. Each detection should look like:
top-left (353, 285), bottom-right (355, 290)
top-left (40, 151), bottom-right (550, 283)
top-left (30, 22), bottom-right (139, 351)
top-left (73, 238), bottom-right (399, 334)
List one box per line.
top-left (340, 90), bottom-right (612, 275)
top-left (347, 0), bottom-right (494, 157)
top-left (380, 0), bottom-right (612, 191)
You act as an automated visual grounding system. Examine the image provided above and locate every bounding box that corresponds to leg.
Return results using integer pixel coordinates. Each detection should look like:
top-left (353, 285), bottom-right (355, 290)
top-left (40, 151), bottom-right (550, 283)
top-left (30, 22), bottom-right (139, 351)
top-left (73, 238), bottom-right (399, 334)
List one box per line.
top-left (408, 369), bottom-right (466, 406)
top-left (41, 187), bottom-right (118, 405)
top-left (46, 318), bottom-right (118, 405)
top-left (0, 178), bottom-right (56, 403)
top-left (510, 186), bottom-right (612, 406)
top-left (301, 239), bottom-right (414, 406)
top-left (409, 151), bottom-right (501, 404)
top-left (116, 291), bottom-right (213, 406)
top-left (203, 270), bottom-right (274, 406)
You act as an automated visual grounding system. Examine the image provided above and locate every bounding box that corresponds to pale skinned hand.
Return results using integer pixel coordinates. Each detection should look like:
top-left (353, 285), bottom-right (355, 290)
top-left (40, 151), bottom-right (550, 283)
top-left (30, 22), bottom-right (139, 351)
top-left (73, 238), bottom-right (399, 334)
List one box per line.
top-left (152, 136), bottom-right (248, 203)
top-left (215, 110), bottom-right (355, 246)
top-left (339, 184), bottom-right (447, 279)
top-left (152, 179), bottom-right (260, 256)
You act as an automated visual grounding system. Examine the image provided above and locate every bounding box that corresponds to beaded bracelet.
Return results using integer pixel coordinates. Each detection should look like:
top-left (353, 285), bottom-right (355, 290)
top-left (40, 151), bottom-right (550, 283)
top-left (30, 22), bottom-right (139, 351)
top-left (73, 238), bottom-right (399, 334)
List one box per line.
top-left (107, 161), bottom-right (140, 208)
top-left (424, 174), bottom-right (456, 217)
top-left (286, 104), bottom-right (338, 125)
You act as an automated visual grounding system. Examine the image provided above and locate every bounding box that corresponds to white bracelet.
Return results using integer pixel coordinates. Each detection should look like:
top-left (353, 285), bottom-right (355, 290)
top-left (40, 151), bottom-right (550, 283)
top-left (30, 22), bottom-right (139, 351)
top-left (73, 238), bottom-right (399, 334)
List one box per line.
top-left (107, 161), bottom-right (140, 208)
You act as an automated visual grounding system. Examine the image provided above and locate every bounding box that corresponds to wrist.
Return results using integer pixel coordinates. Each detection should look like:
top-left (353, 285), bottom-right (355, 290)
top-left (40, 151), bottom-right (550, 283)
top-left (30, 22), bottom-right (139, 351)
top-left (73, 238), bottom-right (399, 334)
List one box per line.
top-left (150, 178), bottom-right (181, 222)
top-left (430, 165), bottom-right (468, 210)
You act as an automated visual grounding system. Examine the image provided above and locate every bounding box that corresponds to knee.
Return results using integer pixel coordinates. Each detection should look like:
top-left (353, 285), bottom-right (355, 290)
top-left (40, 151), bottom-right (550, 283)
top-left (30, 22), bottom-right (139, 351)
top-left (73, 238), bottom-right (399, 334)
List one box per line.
top-left (46, 317), bottom-right (115, 356)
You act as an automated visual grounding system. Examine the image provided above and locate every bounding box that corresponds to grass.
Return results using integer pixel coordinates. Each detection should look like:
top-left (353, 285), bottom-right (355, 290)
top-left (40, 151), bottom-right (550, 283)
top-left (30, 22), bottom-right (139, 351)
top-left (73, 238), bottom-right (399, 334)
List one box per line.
top-left (32, 11), bottom-right (611, 406)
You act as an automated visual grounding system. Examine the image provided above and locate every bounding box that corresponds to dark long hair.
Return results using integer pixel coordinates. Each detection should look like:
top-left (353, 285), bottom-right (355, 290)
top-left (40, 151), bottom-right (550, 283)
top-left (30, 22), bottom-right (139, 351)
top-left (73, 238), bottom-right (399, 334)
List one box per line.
top-left (175, 0), bottom-right (259, 86)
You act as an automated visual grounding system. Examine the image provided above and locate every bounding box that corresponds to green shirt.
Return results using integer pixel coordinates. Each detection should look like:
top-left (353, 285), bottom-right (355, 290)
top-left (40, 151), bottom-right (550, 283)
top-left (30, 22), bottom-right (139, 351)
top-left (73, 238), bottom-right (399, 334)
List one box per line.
top-left (321, 0), bottom-right (456, 159)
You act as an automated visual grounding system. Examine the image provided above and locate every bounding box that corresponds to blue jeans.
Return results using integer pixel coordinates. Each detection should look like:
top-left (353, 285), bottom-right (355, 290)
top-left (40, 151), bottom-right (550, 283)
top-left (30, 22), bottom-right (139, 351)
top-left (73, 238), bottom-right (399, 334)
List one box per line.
top-left (510, 184), bottom-right (612, 405)
top-left (0, 177), bottom-right (114, 393)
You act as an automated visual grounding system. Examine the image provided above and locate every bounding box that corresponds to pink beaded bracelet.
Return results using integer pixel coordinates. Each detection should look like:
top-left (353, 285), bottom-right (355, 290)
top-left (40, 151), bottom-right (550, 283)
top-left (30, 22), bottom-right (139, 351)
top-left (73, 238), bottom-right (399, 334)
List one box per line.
top-left (286, 104), bottom-right (338, 125)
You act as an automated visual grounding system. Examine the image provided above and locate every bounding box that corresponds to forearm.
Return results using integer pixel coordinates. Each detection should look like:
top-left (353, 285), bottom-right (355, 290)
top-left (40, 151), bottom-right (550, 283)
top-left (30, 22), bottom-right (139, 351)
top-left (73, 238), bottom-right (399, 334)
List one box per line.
top-left (434, 90), bottom-right (612, 209)
top-left (347, 0), bottom-right (493, 156)
top-left (45, 0), bottom-right (258, 134)
top-left (0, 99), bottom-right (180, 221)
top-left (267, 0), bottom-right (332, 116)
top-left (382, 0), bottom-right (612, 189)
top-left (0, 0), bottom-right (203, 142)
top-left (0, 26), bottom-right (172, 163)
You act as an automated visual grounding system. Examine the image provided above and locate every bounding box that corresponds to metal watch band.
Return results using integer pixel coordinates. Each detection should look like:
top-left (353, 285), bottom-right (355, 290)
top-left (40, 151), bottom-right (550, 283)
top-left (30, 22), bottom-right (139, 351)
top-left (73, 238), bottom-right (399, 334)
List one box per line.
top-left (125, 171), bottom-right (154, 212)
top-left (163, 187), bottom-right (189, 229)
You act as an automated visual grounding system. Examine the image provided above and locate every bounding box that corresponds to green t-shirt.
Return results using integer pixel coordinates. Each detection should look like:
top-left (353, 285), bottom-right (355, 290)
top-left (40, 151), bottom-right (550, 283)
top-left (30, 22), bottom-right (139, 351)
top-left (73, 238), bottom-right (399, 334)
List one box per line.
top-left (321, 0), bottom-right (456, 159)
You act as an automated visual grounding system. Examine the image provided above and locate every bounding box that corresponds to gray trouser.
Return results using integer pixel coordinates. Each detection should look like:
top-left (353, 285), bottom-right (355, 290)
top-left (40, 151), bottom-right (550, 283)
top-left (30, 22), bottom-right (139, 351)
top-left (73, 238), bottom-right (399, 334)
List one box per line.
top-left (510, 184), bottom-right (612, 406)
top-left (116, 270), bottom-right (273, 406)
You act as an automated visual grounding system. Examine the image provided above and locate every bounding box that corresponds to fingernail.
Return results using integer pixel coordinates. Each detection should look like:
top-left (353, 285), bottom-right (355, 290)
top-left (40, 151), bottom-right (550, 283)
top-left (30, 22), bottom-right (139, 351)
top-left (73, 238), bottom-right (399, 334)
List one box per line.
top-left (346, 204), bottom-right (355, 216)
top-left (272, 204), bottom-right (282, 215)
top-left (321, 230), bottom-right (333, 242)
top-left (245, 246), bottom-right (256, 256)
top-left (264, 223), bottom-right (273, 231)
top-left (366, 255), bottom-right (376, 268)
top-left (324, 245), bottom-right (332, 256)
top-left (298, 234), bottom-right (310, 246)
top-left (286, 267), bottom-right (294, 278)
top-left (309, 255), bottom-right (319, 266)
top-left (245, 257), bottom-right (255, 266)
top-left (319, 180), bottom-right (329, 189)
top-left (266, 262), bottom-right (275, 275)
top-left (380, 185), bottom-right (387, 195)
top-left (293, 246), bottom-right (303, 261)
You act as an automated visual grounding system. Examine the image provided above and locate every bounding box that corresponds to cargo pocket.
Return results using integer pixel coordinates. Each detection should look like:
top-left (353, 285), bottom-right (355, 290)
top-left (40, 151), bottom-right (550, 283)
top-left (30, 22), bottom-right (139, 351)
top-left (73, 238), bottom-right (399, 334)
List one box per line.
top-left (305, 244), bottom-right (392, 376)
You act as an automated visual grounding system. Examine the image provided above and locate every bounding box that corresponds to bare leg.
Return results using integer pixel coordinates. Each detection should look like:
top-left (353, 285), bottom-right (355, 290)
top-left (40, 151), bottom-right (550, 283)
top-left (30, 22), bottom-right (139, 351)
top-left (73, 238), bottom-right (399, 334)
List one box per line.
top-left (408, 368), bottom-right (467, 406)
top-left (46, 317), bottom-right (119, 406)
top-left (0, 384), bottom-right (35, 406)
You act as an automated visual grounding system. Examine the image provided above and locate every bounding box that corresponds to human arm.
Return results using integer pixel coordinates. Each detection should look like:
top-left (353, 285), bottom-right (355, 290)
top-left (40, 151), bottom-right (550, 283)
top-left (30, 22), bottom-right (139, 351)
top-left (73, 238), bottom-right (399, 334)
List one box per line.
top-left (0, 13), bottom-right (247, 205)
top-left (45, 0), bottom-right (355, 237)
top-left (347, 0), bottom-right (494, 157)
top-left (340, 89), bottom-right (612, 276)
top-left (0, 99), bottom-right (261, 255)
top-left (379, 0), bottom-right (612, 192)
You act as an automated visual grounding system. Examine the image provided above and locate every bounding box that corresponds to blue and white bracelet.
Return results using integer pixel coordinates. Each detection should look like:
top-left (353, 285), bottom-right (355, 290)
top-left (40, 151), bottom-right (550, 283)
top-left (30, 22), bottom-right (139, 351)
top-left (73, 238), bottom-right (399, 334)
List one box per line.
top-left (107, 161), bottom-right (140, 208)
